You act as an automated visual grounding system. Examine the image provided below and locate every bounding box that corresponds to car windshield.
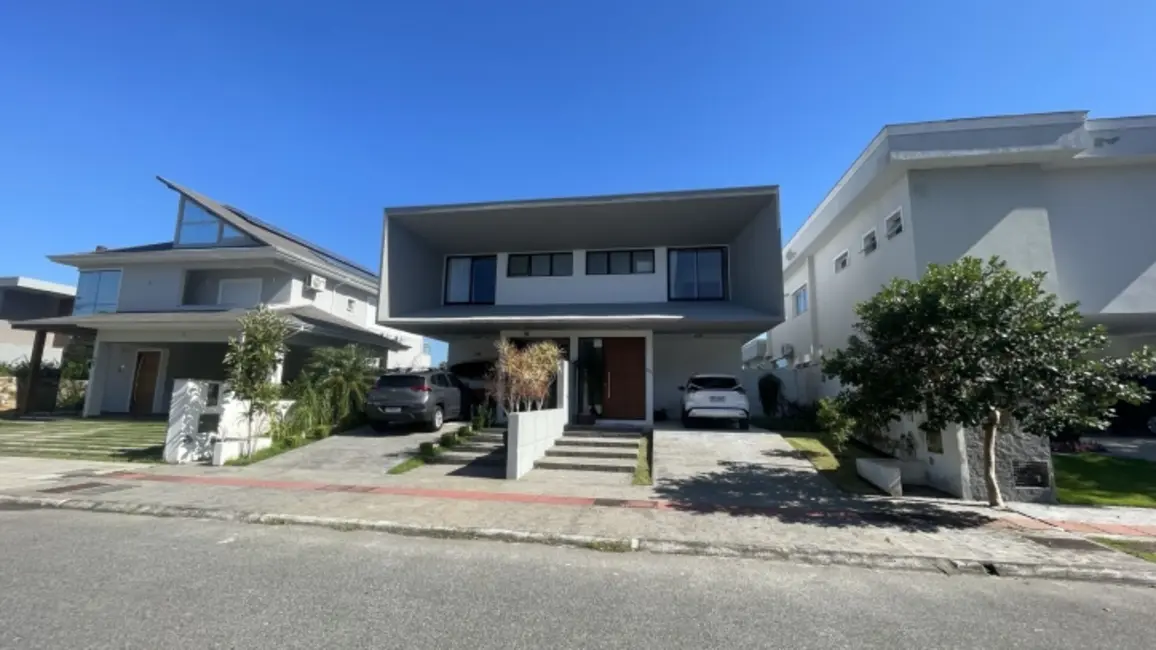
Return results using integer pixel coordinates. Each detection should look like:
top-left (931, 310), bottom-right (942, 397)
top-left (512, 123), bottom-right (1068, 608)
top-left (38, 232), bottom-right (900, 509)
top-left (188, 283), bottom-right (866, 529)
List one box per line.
top-left (375, 375), bottom-right (425, 388)
top-left (688, 376), bottom-right (739, 390)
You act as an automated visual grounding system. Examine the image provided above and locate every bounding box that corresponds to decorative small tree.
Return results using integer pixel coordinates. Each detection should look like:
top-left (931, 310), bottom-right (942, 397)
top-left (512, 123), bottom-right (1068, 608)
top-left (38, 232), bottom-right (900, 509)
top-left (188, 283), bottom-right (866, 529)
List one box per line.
top-left (493, 339), bottom-right (563, 414)
top-left (823, 256), bottom-right (1155, 507)
top-left (223, 305), bottom-right (292, 454)
top-left (305, 344), bottom-right (376, 425)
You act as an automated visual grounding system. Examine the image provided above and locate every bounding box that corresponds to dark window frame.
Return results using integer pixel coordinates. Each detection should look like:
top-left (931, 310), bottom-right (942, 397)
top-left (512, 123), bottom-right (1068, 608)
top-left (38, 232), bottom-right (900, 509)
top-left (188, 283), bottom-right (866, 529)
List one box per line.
top-left (667, 246), bottom-right (729, 301)
top-left (506, 252), bottom-right (574, 277)
top-left (444, 255), bottom-right (497, 305)
top-left (585, 249), bottom-right (655, 276)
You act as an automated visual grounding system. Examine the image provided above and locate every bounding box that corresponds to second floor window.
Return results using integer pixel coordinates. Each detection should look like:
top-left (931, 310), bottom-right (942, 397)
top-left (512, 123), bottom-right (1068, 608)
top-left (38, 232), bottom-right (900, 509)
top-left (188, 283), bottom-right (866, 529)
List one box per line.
top-left (668, 247), bottom-right (727, 300)
top-left (74, 270), bottom-right (122, 315)
top-left (445, 255), bottom-right (497, 305)
top-left (586, 250), bottom-right (654, 275)
top-left (508, 252), bottom-right (573, 277)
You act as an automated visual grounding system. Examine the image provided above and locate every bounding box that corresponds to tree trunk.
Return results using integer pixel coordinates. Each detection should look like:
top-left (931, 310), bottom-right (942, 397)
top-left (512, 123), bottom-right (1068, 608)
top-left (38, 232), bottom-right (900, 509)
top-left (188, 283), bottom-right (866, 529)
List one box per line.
top-left (983, 409), bottom-right (1003, 508)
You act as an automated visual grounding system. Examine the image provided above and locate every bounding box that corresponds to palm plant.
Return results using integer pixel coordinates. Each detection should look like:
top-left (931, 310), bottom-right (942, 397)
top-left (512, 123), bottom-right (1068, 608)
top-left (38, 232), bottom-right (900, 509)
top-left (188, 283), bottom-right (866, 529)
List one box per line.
top-left (305, 345), bottom-right (376, 424)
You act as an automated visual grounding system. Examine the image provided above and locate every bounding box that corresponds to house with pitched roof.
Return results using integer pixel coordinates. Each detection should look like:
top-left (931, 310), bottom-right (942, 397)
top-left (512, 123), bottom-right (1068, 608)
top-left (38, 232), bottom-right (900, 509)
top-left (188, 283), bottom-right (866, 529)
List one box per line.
top-left (15, 177), bottom-right (422, 417)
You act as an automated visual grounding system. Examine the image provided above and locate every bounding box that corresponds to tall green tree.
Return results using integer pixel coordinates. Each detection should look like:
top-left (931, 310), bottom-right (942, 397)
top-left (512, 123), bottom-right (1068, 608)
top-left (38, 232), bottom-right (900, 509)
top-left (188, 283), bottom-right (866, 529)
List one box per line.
top-left (823, 256), bottom-right (1155, 507)
top-left (223, 305), bottom-right (292, 450)
top-left (305, 345), bottom-right (376, 424)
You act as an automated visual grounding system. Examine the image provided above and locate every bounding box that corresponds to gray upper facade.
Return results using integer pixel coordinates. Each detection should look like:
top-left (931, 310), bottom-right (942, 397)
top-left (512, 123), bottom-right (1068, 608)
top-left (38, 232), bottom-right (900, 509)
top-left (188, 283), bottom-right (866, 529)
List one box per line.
top-left (377, 186), bottom-right (785, 339)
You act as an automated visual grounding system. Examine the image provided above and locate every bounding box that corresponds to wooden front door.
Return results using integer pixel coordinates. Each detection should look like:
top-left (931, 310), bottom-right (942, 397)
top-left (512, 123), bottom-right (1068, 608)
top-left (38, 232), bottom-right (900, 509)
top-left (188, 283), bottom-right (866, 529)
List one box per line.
top-left (601, 337), bottom-right (646, 420)
top-left (130, 351), bottom-right (161, 415)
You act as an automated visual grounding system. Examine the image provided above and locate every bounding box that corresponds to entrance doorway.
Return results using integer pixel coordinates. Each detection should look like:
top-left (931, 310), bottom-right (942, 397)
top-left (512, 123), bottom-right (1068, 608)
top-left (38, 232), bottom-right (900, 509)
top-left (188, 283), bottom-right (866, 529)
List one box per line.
top-left (575, 337), bottom-right (645, 421)
top-left (129, 350), bottom-right (162, 415)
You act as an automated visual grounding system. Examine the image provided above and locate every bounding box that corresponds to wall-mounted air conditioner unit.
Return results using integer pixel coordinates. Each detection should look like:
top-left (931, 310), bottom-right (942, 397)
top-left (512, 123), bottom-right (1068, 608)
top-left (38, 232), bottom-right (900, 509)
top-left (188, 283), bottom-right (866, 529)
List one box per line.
top-left (306, 274), bottom-right (327, 292)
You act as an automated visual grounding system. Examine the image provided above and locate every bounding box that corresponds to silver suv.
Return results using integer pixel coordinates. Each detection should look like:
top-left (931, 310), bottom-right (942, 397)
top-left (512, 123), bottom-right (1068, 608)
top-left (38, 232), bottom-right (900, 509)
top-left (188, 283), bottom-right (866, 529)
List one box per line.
top-left (365, 371), bottom-right (466, 432)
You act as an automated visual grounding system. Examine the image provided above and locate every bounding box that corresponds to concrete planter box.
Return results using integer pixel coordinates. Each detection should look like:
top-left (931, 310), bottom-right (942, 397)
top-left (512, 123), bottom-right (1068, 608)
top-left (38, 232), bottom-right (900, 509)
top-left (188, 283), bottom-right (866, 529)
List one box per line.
top-left (856, 458), bottom-right (904, 496)
top-left (506, 408), bottom-right (567, 479)
top-left (211, 436), bottom-right (273, 466)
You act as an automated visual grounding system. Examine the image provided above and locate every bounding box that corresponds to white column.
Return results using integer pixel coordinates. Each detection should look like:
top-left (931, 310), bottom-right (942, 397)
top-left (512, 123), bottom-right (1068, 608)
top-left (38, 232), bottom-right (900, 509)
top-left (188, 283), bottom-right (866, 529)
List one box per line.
top-left (82, 339), bottom-right (108, 418)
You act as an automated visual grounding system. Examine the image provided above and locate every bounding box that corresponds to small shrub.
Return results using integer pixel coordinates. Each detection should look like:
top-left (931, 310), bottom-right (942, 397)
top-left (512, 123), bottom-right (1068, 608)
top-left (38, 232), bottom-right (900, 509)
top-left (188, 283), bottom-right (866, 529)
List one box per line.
top-left (471, 404), bottom-right (493, 431)
top-left (816, 397), bottom-right (853, 452)
top-left (439, 431), bottom-right (459, 448)
top-left (418, 441), bottom-right (439, 460)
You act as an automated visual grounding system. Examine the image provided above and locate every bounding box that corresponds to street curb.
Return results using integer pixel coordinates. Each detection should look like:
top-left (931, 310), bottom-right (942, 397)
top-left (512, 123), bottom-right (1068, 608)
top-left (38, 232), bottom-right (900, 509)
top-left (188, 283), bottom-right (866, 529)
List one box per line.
top-left (4, 494), bottom-right (1155, 587)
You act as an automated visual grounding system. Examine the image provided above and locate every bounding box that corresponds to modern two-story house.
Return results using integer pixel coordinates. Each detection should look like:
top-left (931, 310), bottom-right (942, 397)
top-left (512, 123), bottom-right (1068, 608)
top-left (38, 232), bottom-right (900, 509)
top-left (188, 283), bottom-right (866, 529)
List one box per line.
top-left (377, 186), bottom-right (784, 426)
top-left (750, 110), bottom-right (1156, 500)
top-left (0, 276), bottom-right (75, 365)
top-left (15, 177), bottom-right (418, 417)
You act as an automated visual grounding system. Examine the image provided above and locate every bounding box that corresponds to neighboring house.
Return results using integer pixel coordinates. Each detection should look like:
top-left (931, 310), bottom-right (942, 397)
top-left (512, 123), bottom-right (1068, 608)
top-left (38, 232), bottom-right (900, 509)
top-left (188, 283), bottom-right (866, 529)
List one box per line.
top-left (377, 186), bottom-right (783, 426)
top-left (15, 176), bottom-right (416, 417)
top-left (0, 277), bottom-right (75, 365)
top-left (752, 110), bottom-right (1156, 498)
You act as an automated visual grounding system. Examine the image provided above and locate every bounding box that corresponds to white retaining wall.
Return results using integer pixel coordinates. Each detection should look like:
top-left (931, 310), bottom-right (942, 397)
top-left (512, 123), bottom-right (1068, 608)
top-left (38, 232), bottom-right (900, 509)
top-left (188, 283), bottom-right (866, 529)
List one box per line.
top-left (505, 359), bottom-right (570, 479)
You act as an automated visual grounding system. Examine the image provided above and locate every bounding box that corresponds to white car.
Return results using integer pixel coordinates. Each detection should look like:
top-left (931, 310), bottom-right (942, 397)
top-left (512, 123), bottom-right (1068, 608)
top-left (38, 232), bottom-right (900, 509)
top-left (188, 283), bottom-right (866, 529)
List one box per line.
top-left (679, 374), bottom-right (750, 430)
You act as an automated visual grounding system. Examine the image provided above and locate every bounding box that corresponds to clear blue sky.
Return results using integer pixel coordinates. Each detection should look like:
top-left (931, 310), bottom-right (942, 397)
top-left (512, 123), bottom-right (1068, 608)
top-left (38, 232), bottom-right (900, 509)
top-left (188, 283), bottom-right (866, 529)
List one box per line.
top-left (2, 1), bottom-right (1154, 365)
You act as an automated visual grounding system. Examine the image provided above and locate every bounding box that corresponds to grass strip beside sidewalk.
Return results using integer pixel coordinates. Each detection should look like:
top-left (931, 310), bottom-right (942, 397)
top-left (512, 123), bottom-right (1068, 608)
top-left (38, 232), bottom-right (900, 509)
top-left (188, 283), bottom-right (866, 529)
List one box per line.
top-left (783, 436), bottom-right (883, 495)
top-left (1053, 453), bottom-right (1156, 508)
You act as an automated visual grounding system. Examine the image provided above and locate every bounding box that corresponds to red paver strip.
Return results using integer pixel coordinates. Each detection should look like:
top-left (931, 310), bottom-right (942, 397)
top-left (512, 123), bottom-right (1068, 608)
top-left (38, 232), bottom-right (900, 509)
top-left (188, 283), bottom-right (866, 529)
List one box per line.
top-left (1126, 524), bottom-right (1156, 537)
top-left (1083, 522), bottom-right (1150, 536)
top-left (1052, 520), bottom-right (1109, 534)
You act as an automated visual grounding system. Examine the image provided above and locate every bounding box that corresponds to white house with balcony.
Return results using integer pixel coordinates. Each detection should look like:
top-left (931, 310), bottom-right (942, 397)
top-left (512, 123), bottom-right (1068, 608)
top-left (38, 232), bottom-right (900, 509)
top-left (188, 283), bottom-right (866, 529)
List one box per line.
top-left (752, 110), bottom-right (1156, 500)
top-left (15, 176), bottom-right (423, 417)
top-left (377, 186), bottom-right (783, 427)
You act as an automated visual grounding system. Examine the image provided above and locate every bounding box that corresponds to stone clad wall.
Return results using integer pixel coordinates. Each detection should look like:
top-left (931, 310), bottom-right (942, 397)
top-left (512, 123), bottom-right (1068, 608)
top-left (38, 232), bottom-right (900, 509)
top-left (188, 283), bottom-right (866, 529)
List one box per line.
top-left (0, 377), bottom-right (16, 411)
top-left (963, 419), bottom-right (1055, 503)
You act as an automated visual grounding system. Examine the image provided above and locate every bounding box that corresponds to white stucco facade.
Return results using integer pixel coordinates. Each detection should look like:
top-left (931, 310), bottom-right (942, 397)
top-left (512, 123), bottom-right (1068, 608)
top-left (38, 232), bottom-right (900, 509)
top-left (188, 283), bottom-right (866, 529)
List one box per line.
top-left (756, 111), bottom-right (1156, 497)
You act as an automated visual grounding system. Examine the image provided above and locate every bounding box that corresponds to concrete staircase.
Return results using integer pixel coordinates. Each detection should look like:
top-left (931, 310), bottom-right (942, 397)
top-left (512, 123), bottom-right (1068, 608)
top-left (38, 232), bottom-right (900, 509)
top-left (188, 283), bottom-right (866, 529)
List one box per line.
top-left (426, 425), bottom-right (642, 475)
top-left (426, 427), bottom-right (506, 468)
top-left (534, 425), bottom-right (642, 474)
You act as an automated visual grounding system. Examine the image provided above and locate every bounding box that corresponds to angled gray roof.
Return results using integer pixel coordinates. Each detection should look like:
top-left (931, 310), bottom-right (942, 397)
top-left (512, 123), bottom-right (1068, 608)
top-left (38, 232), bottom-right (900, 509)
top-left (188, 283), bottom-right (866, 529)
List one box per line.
top-left (155, 177), bottom-right (378, 286)
top-left (11, 306), bottom-right (408, 351)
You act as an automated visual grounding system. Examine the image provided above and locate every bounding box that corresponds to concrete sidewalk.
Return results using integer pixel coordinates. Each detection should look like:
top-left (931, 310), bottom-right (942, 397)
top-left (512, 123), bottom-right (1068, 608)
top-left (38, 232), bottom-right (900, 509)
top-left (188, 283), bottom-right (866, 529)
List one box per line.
top-left (3, 465), bottom-right (1155, 586)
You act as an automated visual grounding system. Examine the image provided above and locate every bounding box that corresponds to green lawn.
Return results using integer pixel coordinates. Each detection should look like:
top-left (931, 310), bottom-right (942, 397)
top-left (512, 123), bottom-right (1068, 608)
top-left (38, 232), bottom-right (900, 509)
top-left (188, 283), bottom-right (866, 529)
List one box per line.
top-left (784, 436), bottom-right (883, 495)
top-left (632, 436), bottom-right (652, 486)
top-left (0, 417), bottom-right (166, 463)
top-left (1053, 453), bottom-right (1156, 508)
top-left (1092, 537), bottom-right (1156, 563)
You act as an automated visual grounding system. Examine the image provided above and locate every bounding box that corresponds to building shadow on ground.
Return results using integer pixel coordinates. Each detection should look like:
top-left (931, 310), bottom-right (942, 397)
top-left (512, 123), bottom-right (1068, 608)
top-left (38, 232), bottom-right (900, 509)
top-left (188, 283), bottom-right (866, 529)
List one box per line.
top-left (652, 450), bottom-right (998, 532)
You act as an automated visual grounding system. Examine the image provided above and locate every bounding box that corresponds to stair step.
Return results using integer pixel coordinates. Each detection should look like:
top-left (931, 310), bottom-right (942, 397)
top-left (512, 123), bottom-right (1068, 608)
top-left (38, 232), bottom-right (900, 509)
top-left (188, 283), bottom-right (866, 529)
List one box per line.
top-left (469, 434), bottom-right (505, 444)
top-left (453, 442), bottom-right (504, 453)
top-left (534, 457), bottom-right (635, 473)
top-left (554, 437), bottom-right (638, 449)
top-left (545, 448), bottom-right (636, 460)
top-left (427, 451), bottom-right (506, 467)
top-left (562, 429), bottom-right (642, 440)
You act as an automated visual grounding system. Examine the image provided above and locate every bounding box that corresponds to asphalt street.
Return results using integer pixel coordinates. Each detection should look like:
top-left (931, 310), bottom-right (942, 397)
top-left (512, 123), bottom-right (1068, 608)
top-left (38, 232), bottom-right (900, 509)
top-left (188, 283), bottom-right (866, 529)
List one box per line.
top-left (1, 509), bottom-right (1153, 649)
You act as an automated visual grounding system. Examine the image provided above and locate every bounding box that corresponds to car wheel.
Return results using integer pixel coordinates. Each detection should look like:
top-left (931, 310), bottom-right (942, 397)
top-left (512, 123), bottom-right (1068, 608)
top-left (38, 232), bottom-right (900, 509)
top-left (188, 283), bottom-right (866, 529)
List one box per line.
top-left (1148, 416), bottom-right (1156, 434)
top-left (425, 406), bottom-right (444, 432)
top-left (681, 411), bottom-right (693, 429)
top-left (737, 418), bottom-right (750, 431)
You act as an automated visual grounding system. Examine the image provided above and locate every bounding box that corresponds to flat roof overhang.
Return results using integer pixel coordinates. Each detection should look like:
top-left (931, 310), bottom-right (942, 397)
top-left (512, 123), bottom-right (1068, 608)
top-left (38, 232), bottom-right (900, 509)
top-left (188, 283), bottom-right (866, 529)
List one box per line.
top-left (380, 302), bottom-right (782, 339)
top-left (387, 186), bottom-right (779, 254)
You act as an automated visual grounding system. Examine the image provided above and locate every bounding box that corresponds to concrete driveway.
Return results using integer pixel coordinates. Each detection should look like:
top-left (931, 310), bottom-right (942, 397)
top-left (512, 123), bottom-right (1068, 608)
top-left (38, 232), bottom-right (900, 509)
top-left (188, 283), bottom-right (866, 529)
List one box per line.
top-left (650, 422), bottom-right (848, 510)
top-left (244, 423), bottom-right (456, 476)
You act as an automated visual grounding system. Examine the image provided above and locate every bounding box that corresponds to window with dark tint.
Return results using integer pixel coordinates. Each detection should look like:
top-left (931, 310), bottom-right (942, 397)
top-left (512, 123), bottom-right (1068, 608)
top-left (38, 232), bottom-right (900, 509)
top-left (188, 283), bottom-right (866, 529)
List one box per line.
top-left (431, 374), bottom-right (450, 387)
top-left (687, 376), bottom-right (739, 390)
top-left (445, 255), bottom-right (497, 304)
top-left (508, 252), bottom-right (572, 277)
top-left (376, 375), bottom-right (425, 388)
top-left (586, 250), bottom-right (655, 275)
top-left (669, 247), bottom-right (727, 300)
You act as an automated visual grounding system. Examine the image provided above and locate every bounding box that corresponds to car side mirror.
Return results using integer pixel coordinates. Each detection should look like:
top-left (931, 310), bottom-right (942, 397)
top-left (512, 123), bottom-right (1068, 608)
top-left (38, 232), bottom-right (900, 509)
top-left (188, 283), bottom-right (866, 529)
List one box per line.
top-left (677, 385), bottom-right (685, 392)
